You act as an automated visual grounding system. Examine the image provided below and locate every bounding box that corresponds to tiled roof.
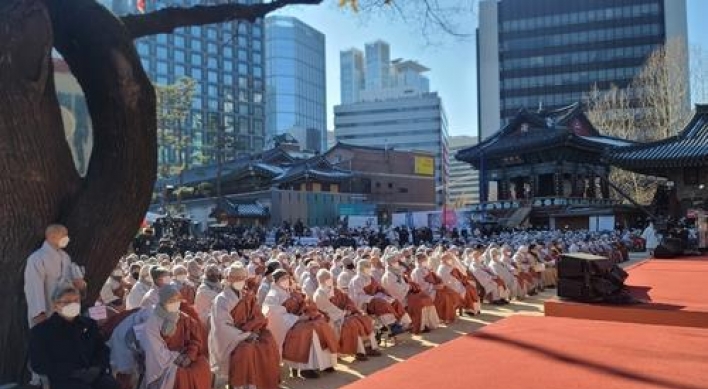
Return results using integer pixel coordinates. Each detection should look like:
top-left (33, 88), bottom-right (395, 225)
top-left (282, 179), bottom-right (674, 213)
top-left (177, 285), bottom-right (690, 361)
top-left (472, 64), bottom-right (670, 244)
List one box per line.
top-left (157, 149), bottom-right (351, 189)
top-left (274, 156), bottom-right (351, 184)
top-left (606, 105), bottom-right (708, 171)
top-left (215, 199), bottom-right (269, 217)
top-left (455, 103), bottom-right (632, 164)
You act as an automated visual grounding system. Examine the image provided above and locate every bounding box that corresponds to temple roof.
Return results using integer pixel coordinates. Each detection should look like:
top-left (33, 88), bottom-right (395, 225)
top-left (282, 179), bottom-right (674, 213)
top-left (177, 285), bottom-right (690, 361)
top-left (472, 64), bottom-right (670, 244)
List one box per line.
top-left (606, 105), bottom-right (708, 172)
top-left (159, 146), bottom-right (351, 189)
top-left (273, 155), bottom-right (351, 184)
top-left (456, 103), bottom-right (634, 166)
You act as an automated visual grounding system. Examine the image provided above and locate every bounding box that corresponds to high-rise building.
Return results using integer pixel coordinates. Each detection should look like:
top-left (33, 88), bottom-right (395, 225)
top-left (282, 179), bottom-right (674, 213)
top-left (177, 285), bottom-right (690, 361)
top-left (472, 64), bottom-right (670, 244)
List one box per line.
top-left (265, 16), bottom-right (327, 152)
top-left (340, 49), bottom-right (364, 104)
top-left (334, 93), bottom-right (449, 207)
top-left (365, 40), bottom-right (391, 90)
top-left (477, 0), bottom-right (688, 140)
top-left (99, 0), bottom-right (266, 167)
top-left (448, 135), bottom-right (479, 207)
top-left (340, 40), bottom-right (431, 104)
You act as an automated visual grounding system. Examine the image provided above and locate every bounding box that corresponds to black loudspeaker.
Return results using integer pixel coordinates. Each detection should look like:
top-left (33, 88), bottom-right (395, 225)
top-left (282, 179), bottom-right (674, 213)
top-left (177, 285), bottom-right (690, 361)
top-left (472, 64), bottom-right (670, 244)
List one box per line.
top-left (654, 237), bottom-right (683, 259)
top-left (557, 253), bottom-right (627, 303)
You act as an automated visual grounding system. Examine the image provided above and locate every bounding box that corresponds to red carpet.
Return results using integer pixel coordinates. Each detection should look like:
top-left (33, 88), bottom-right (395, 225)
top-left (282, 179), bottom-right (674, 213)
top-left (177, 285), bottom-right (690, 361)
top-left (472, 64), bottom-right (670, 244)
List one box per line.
top-left (545, 258), bottom-right (708, 328)
top-left (342, 316), bottom-right (708, 389)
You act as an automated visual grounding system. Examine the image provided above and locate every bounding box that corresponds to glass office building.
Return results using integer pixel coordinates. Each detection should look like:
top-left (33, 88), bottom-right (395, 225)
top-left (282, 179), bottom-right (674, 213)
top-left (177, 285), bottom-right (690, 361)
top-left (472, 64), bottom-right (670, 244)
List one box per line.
top-left (265, 16), bottom-right (327, 152)
top-left (100, 0), bottom-right (266, 167)
top-left (477, 0), bottom-right (688, 140)
top-left (340, 49), bottom-right (364, 104)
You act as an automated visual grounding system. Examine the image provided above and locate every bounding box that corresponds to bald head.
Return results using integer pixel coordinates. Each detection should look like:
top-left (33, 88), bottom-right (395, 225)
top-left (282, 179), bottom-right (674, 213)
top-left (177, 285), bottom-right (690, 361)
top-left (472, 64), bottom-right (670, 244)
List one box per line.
top-left (45, 224), bottom-right (69, 249)
top-left (46, 224), bottom-right (68, 238)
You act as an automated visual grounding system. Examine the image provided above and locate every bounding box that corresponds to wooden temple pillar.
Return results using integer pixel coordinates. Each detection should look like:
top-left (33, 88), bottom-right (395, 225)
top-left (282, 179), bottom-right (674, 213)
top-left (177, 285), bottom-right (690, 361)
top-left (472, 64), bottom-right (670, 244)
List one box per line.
top-left (600, 178), bottom-right (610, 199)
top-left (553, 172), bottom-right (563, 197)
top-left (499, 177), bottom-right (511, 200)
top-left (529, 173), bottom-right (538, 199)
top-left (587, 173), bottom-right (597, 198)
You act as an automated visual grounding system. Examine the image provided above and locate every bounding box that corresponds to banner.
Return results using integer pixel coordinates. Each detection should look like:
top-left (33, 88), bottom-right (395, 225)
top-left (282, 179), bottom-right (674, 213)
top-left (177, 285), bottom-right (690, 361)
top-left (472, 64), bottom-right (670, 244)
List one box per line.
top-left (414, 156), bottom-right (434, 176)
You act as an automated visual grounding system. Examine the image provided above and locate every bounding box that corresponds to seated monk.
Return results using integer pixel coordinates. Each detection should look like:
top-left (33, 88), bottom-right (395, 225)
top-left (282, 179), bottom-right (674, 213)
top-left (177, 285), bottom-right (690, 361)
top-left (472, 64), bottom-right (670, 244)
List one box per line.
top-left (411, 253), bottom-right (460, 325)
top-left (500, 245), bottom-right (530, 298)
top-left (470, 250), bottom-right (510, 305)
top-left (380, 255), bottom-right (435, 334)
top-left (313, 269), bottom-right (381, 361)
top-left (262, 270), bottom-right (338, 379)
top-left (348, 259), bottom-right (408, 336)
top-left (209, 264), bottom-right (280, 389)
top-left (437, 253), bottom-right (481, 316)
top-left (173, 265), bottom-right (197, 305)
top-left (139, 285), bottom-right (211, 389)
top-left (100, 268), bottom-right (127, 311)
top-left (513, 246), bottom-right (539, 295)
top-left (104, 308), bottom-right (151, 389)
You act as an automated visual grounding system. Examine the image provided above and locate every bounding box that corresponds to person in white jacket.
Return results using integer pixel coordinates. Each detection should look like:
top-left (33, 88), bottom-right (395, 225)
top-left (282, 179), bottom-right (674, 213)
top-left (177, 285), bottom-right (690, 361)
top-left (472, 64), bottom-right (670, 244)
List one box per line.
top-left (642, 222), bottom-right (660, 254)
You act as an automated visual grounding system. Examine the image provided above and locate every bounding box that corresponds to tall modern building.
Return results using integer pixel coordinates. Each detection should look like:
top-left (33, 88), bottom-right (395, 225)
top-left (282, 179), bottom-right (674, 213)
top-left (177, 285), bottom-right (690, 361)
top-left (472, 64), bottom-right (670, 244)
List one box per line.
top-left (340, 49), bottom-right (364, 104)
top-left (341, 40), bottom-right (431, 104)
top-left (100, 0), bottom-right (266, 167)
top-left (477, 0), bottom-right (689, 140)
top-left (265, 16), bottom-right (327, 152)
top-left (448, 136), bottom-right (480, 207)
top-left (334, 93), bottom-right (449, 207)
top-left (365, 40), bottom-right (392, 90)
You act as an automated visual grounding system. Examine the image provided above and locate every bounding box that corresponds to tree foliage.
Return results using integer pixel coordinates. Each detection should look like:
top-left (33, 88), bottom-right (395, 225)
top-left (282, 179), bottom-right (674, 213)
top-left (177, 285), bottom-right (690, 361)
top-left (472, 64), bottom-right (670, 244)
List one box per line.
top-left (586, 38), bottom-right (694, 205)
top-left (155, 77), bottom-right (196, 179)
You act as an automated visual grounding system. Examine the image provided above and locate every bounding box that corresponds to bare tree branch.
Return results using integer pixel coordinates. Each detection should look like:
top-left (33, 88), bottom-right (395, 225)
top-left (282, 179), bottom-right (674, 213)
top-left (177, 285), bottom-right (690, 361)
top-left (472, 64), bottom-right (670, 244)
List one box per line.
top-left (122, 0), bottom-right (323, 39)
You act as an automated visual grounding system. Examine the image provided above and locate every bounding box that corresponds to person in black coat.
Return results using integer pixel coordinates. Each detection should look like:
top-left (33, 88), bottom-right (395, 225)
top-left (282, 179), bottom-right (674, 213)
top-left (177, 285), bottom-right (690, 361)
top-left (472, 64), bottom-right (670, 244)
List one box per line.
top-left (29, 284), bottom-right (119, 389)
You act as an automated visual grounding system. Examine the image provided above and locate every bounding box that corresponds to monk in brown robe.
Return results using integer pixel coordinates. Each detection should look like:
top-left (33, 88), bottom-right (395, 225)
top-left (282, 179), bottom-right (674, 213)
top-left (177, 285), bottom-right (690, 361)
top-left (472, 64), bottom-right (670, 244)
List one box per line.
top-left (173, 265), bottom-right (197, 305)
top-left (313, 269), bottom-right (381, 361)
top-left (209, 264), bottom-right (280, 389)
top-left (140, 285), bottom-right (212, 389)
top-left (349, 260), bottom-right (408, 336)
top-left (437, 254), bottom-right (481, 316)
top-left (262, 270), bottom-right (338, 379)
top-left (410, 254), bottom-right (460, 324)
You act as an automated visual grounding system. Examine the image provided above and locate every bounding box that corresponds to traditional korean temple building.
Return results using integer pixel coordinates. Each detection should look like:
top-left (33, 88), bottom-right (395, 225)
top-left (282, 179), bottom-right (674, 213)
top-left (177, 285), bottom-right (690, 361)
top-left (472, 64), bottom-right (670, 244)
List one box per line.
top-left (155, 142), bottom-right (437, 229)
top-left (606, 105), bottom-right (708, 219)
top-left (456, 104), bottom-right (640, 229)
top-left (155, 146), bottom-right (357, 228)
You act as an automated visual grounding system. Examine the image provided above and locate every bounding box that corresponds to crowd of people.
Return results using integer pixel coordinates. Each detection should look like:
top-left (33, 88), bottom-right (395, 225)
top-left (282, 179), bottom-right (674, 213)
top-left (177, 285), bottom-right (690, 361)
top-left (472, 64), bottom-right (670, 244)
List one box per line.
top-left (25, 223), bottom-right (638, 389)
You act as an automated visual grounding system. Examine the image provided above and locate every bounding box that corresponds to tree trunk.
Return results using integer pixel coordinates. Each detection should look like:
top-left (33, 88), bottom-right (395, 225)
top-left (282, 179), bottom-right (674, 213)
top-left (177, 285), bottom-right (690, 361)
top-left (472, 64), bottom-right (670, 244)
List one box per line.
top-left (0, 0), bottom-right (321, 382)
top-left (0, 0), bottom-right (156, 382)
top-left (0, 1), bottom-right (81, 381)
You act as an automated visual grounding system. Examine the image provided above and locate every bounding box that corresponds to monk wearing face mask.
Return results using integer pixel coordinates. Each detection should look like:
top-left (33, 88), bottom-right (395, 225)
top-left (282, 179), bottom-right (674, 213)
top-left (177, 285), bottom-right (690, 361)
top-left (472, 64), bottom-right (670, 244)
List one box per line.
top-left (209, 264), bottom-right (280, 389)
top-left (139, 285), bottom-right (211, 389)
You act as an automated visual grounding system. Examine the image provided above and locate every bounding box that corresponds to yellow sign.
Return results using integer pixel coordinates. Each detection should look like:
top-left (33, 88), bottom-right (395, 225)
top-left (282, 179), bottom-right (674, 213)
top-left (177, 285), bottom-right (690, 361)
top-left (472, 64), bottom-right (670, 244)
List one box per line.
top-left (414, 156), bottom-right (434, 176)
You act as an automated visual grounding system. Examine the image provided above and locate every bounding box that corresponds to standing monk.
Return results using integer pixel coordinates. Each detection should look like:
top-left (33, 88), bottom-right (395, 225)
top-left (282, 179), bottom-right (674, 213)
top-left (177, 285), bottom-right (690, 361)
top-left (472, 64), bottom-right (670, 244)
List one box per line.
top-left (24, 224), bottom-right (86, 387)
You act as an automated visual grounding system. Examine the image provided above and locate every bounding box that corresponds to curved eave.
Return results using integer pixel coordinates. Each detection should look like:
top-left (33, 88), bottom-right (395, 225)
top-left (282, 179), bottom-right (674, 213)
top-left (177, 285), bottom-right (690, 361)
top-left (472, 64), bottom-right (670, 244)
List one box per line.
top-left (274, 171), bottom-right (352, 184)
top-left (457, 134), bottom-right (609, 165)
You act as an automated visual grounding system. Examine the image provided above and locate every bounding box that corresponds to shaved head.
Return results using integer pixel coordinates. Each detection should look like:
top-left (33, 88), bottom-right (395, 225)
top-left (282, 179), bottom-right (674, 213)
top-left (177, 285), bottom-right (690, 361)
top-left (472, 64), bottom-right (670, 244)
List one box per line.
top-left (45, 224), bottom-right (68, 239)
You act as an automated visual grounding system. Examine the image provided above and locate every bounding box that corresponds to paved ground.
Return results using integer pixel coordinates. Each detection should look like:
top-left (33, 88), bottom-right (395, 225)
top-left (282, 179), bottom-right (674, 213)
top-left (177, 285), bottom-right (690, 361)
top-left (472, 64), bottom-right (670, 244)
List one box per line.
top-left (278, 252), bottom-right (650, 389)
